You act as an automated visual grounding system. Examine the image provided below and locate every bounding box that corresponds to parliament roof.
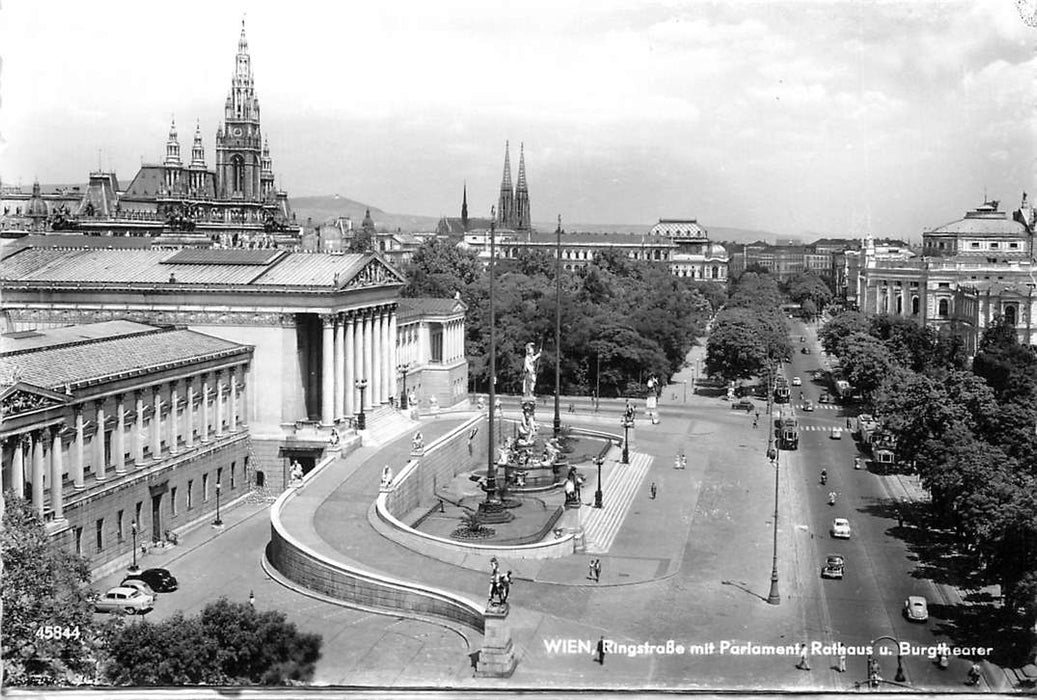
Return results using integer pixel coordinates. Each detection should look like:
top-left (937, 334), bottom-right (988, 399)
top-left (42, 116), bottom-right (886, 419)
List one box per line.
top-left (0, 323), bottom-right (250, 390)
top-left (397, 297), bottom-right (466, 322)
top-left (0, 245), bottom-right (405, 290)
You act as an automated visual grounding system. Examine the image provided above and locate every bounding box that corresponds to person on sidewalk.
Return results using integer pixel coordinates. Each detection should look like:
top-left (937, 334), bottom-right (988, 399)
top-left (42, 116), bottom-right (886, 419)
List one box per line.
top-left (595, 636), bottom-right (606, 665)
top-left (796, 642), bottom-right (811, 670)
top-left (680, 454), bottom-right (687, 470)
top-left (249, 590), bottom-right (255, 608)
top-left (650, 482), bottom-right (657, 499)
top-left (837, 648), bottom-right (847, 673)
top-left (753, 417), bottom-right (758, 429)
top-left (588, 559), bottom-right (597, 581)
top-left (594, 559), bottom-right (602, 582)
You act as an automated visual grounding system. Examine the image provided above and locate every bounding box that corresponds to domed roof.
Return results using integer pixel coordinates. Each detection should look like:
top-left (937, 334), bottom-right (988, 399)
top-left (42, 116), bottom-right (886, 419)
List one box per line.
top-left (705, 242), bottom-right (728, 258)
top-left (928, 202), bottom-right (1026, 237)
top-left (26, 181), bottom-right (48, 218)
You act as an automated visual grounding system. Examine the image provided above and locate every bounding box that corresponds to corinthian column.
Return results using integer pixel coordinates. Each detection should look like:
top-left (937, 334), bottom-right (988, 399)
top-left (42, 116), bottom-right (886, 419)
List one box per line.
top-left (334, 315), bottom-right (345, 420)
top-left (372, 308), bottom-right (383, 405)
top-left (363, 311), bottom-right (374, 409)
top-left (50, 427), bottom-right (64, 520)
top-left (321, 314), bottom-right (335, 425)
top-left (345, 313), bottom-right (356, 417)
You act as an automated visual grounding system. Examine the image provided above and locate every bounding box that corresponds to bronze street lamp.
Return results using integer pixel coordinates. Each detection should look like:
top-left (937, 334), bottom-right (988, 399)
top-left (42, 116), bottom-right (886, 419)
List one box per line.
top-left (864, 636), bottom-right (907, 689)
top-left (767, 445), bottom-right (781, 605)
top-left (355, 378), bottom-right (368, 430)
top-left (129, 521), bottom-right (140, 572)
top-left (622, 414), bottom-right (632, 464)
top-left (397, 363), bottom-right (410, 409)
top-left (553, 216), bottom-right (562, 438)
top-left (214, 482), bottom-right (223, 526)
top-left (593, 456), bottom-right (604, 508)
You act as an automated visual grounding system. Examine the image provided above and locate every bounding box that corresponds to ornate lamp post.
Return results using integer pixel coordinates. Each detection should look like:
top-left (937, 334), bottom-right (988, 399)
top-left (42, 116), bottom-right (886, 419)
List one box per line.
top-left (621, 409), bottom-right (633, 464)
top-left (397, 362), bottom-right (410, 409)
top-left (593, 455), bottom-right (604, 508)
top-left (129, 522), bottom-right (140, 572)
top-left (355, 378), bottom-right (368, 430)
top-left (767, 445), bottom-right (781, 605)
top-left (213, 482), bottom-right (223, 526)
top-left (864, 636), bottom-right (907, 688)
top-left (553, 215), bottom-right (562, 438)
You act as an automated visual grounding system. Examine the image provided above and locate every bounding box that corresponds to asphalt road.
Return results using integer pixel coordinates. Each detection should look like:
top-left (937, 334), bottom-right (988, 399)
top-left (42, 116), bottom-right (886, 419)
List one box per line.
top-left (779, 320), bottom-right (986, 691)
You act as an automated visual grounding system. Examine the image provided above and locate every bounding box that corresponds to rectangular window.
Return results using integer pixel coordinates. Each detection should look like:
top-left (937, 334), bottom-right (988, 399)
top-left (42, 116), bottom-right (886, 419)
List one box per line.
top-left (203, 473), bottom-right (209, 502)
top-left (171, 486), bottom-right (178, 516)
top-left (95, 518), bottom-right (104, 553)
top-left (970, 242), bottom-right (980, 249)
top-left (990, 242), bottom-right (1000, 249)
top-left (117, 510), bottom-right (125, 542)
top-left (187, 479), bottom-right (194, 509)
top-left (1010, 243), bottom-right (1020, 249)
top-left (230, 461), bottom-right (236, 489)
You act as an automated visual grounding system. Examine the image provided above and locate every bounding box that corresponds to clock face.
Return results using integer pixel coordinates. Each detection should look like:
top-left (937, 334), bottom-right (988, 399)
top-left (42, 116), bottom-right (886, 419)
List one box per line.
top-left (232, 127), bottom-right (243, 136)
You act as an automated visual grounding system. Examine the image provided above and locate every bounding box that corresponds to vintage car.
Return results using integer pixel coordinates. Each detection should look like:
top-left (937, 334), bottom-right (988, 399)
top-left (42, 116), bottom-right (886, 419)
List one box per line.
top-left (821, 554), bottom-right (845, 579)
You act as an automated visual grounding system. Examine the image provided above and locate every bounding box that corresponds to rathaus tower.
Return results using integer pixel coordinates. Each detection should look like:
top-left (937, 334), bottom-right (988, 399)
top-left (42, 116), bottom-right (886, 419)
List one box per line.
top-left (215, 20), bottom-right (274, 201)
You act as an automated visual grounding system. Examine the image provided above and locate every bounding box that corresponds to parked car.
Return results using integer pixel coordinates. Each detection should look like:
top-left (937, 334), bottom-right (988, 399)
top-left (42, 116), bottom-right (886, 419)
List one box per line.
top-left (830, 426), bottom-right (843, 439)
top-left (830, 518), bottom-right (851, 538)
top-left (801, 347), bottom-right (812, 354)
top-left (123, 568), bottom-right (179, 593)
top-left (903, 595), bottom-right (929, 622)
top-left (819, 392), bottom-right (831, 404)
top-left (118, 578), bottom-right (156, 597)
top-left (802, 400), bottom-right (815, 412)
top-left (821, 554), bottom-right (845, 579)
top-left (93, 586), bottom-right (154, 615)
top-left (791, 377), bottom-right (802, 387)
top-left (732, 399), bottom-right (755, 412)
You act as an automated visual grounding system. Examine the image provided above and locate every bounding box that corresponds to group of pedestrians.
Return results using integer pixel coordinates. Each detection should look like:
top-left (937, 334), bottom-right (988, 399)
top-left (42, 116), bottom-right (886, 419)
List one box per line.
top-left (588, 558), bottom-right (602, 582)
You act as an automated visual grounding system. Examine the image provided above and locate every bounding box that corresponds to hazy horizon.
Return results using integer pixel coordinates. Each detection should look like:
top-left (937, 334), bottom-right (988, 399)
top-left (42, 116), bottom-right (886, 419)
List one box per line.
top-left (1, 1), bottom-right (1033, 239)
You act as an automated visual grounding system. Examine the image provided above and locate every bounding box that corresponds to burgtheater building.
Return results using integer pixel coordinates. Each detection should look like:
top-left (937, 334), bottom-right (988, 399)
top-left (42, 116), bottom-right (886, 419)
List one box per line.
top-left (0, 242), bottom-right (469, 486)
top-left (856, 197), bottom-right (1037, 353)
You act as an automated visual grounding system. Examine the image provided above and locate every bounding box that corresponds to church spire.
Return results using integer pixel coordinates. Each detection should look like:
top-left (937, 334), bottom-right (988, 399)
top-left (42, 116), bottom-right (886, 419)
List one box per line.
top-left (165, 118), bottom-right (182, 167)
top-left (461, 180), bottom-right (469, 232)
top-left (513, 142), bottom-right (530, 230)
top-left (497, 141), bottom-right (515, 228)
top-left (190, 120), bottom-right (206, 167)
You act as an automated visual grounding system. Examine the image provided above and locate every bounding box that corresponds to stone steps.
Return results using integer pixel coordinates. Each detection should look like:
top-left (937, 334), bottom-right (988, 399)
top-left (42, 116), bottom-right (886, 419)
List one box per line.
top-left (361, 405), bottom-right (420, 447)
top-left (581, 451), bottom-right (652, 554)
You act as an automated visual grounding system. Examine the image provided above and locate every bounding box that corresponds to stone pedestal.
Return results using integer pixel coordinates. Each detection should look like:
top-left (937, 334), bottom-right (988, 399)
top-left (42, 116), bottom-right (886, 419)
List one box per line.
top-left (476, 603), bottom-right (517, 677)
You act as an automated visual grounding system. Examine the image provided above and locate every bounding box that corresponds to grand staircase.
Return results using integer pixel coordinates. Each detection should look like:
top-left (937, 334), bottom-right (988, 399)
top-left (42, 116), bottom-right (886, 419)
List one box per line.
top-left (360, 405), bottom-right (420, 447)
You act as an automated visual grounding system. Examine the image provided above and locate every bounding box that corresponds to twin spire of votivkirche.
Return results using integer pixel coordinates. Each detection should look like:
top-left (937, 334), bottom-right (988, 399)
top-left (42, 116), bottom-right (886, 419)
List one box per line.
top-left (496, 141), bottom-right (531, 230)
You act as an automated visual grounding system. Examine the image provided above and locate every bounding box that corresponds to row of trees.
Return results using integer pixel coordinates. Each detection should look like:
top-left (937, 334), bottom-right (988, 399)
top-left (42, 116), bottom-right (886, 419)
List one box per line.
top-left (704, 271), bottom-right (792, 382)
top-left (401, 239), bottom-right (723, 397)
top-left (1, 495), bottom-right (322, 686)
top-left (820, 312), bottom-right (1037, 632)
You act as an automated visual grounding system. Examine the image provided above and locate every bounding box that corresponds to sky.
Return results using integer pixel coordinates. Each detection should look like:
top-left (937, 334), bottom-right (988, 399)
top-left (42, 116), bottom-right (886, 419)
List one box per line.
top-left (0, 0), bottom-right (1035, 238)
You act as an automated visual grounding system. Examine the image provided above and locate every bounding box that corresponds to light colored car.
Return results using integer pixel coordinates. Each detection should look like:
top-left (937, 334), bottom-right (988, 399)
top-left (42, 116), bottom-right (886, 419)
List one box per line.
top-left (791, 377), bottom-right (802, 386)
top-left (119, 578), bottom-right (156, 598)
top-left (904, 595), bottom-right (929, 622)
top-left (830, 426), bottom-right (843, 439)
top-left (93, 586), bottom-right (154, 615)
top-left (802, 400), bottom-right (814, 412)
top-left (830, 518), bottom-right (851, 538)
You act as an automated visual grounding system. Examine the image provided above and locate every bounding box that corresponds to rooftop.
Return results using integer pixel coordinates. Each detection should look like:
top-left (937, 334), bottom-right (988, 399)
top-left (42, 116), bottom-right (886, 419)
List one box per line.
top-left (0, 323), bottom-right (250, 390)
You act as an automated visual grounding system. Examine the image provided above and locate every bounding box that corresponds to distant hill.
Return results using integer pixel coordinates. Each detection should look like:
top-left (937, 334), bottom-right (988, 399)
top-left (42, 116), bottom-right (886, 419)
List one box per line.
top-left (291, 195), bottom-right (440, 232)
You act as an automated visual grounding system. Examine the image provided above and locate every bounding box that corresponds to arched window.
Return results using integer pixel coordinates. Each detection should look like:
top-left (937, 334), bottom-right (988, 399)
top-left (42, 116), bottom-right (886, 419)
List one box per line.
top-left (911, 296), bottom-right (920, 315)
top-left (938, 299), bottom-right (949, 316)
top-left (231, 154), bottom-right (245, 194)
top-left (1005, 305), bottom-right (1017, 326)
top-left (711, 266), bottom-right (719, 279)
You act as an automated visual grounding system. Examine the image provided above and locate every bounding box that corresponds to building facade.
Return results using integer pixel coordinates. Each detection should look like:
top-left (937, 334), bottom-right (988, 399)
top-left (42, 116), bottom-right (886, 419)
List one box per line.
top-left (0, 21), bottom-right (299, 247)
top-left (0, 321), bottom-right (252, 575)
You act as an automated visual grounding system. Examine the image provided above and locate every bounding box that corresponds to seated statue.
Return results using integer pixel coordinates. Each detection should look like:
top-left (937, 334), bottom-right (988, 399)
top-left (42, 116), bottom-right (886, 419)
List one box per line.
top-left (380, 465), bottom-right (393, 488)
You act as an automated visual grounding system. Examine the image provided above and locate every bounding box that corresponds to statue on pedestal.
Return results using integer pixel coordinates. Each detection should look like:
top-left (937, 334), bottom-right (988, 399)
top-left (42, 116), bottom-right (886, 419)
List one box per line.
top-left (521, 342), bottom-right (542, 399)
top-left (290, 460), bottom-right (304, 485)
top-left (380, 465), bottom-right (394, 489)
top-left (412, 431), bottom-right (424, 451)
top-left (517, 401), bottom-right (537, 445)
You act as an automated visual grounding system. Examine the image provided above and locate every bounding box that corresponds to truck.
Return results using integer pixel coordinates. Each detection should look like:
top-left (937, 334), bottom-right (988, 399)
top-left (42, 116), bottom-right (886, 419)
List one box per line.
top-left (774, 376), bottom-right (791, 404)
top-left (829, 372), bottom-right (851, 401)
top-left (774, 406), bottom-right (799, 450)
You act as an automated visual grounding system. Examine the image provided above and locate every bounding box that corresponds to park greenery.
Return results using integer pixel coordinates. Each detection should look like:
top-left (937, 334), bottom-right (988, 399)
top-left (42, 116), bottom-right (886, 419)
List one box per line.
top-left (822, 311), bottom-right (1037, 645)
top-left (401, 239), bottom-right (723, 397)
top-left (704, 271), bottom-right (792, 382)
top-left (1, 492), bottom-right (322, 687)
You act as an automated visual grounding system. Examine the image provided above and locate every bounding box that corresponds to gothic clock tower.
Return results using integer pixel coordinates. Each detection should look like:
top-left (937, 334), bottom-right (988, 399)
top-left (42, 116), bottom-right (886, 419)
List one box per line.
top-left (216, 19), bottom-right (265, 200)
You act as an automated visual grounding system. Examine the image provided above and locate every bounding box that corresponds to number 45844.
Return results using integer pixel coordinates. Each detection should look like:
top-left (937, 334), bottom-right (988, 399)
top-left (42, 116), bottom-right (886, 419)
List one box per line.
top-left (35, 625), bottom-right (81, 640)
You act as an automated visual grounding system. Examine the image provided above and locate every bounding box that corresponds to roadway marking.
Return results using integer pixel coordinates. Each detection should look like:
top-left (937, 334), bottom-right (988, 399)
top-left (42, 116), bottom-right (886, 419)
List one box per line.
top-left (581, 452), bottom-right (652, 554)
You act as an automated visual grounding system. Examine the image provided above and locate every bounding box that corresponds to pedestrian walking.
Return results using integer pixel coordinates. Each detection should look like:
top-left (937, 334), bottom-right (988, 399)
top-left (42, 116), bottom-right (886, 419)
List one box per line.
top-left (837, 648), bottom-right (847, 673)
top-left (796, 642), bottom-right (811, 670)
top-left (568, 402), bottom-right (575, 414)
top-left (594, 559), bottom-right (602, 582)
top-left (897, 509), bottom-right (905, 528)
top-left (680, 454), bottom-right (687, 470)
top-left (674, 454), bottom-right (681, 470)
top-left (595, 636), bottom-right (606, 665)
top-left (588, 559), bottom-right (596, 581)
top-left (650, 482), bottom-right (657, 499)
top-left (753, 417), bottom-right (758, 429)
top-left (249, 590), bottom-right (255, 608)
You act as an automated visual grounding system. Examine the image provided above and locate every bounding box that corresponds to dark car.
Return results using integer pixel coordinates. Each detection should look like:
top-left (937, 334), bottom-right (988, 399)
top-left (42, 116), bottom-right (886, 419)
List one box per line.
top-left (732, 399), bottom-right (755, 412)
top-left (801, 347), bottom-right (812, 354)
top-left (123, 568), bottom-right (179, 593)
top-left (821, 554), bottom-right (845, 579)
top-left (819, 392), bottom-right (831, 404)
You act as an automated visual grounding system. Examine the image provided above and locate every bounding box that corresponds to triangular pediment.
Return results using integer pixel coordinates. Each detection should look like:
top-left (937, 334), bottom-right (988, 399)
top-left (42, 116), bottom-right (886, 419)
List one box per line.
top-left (1, 382), bottom-right (70, 418)
top-left (341, 256), bottom-right (406, 290)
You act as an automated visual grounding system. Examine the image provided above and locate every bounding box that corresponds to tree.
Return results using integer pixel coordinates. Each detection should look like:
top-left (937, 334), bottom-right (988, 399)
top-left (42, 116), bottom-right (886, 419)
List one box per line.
top-left (784, 272), bottom-right (832, 316)
top-left (104, 599), bottom-right (321, 685)
top-left (400, 238), bottom-right (482, 300)
top-left (705, 308), bottom-right (770, 382)
top-left (838, 332), bottom-right (894, 399)
top-left (818, 310), bottom-right (870, 357)
top-left (868, 315), bottom-right (936, 373)
top-left (1, 493), bottom-right (101, 686)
